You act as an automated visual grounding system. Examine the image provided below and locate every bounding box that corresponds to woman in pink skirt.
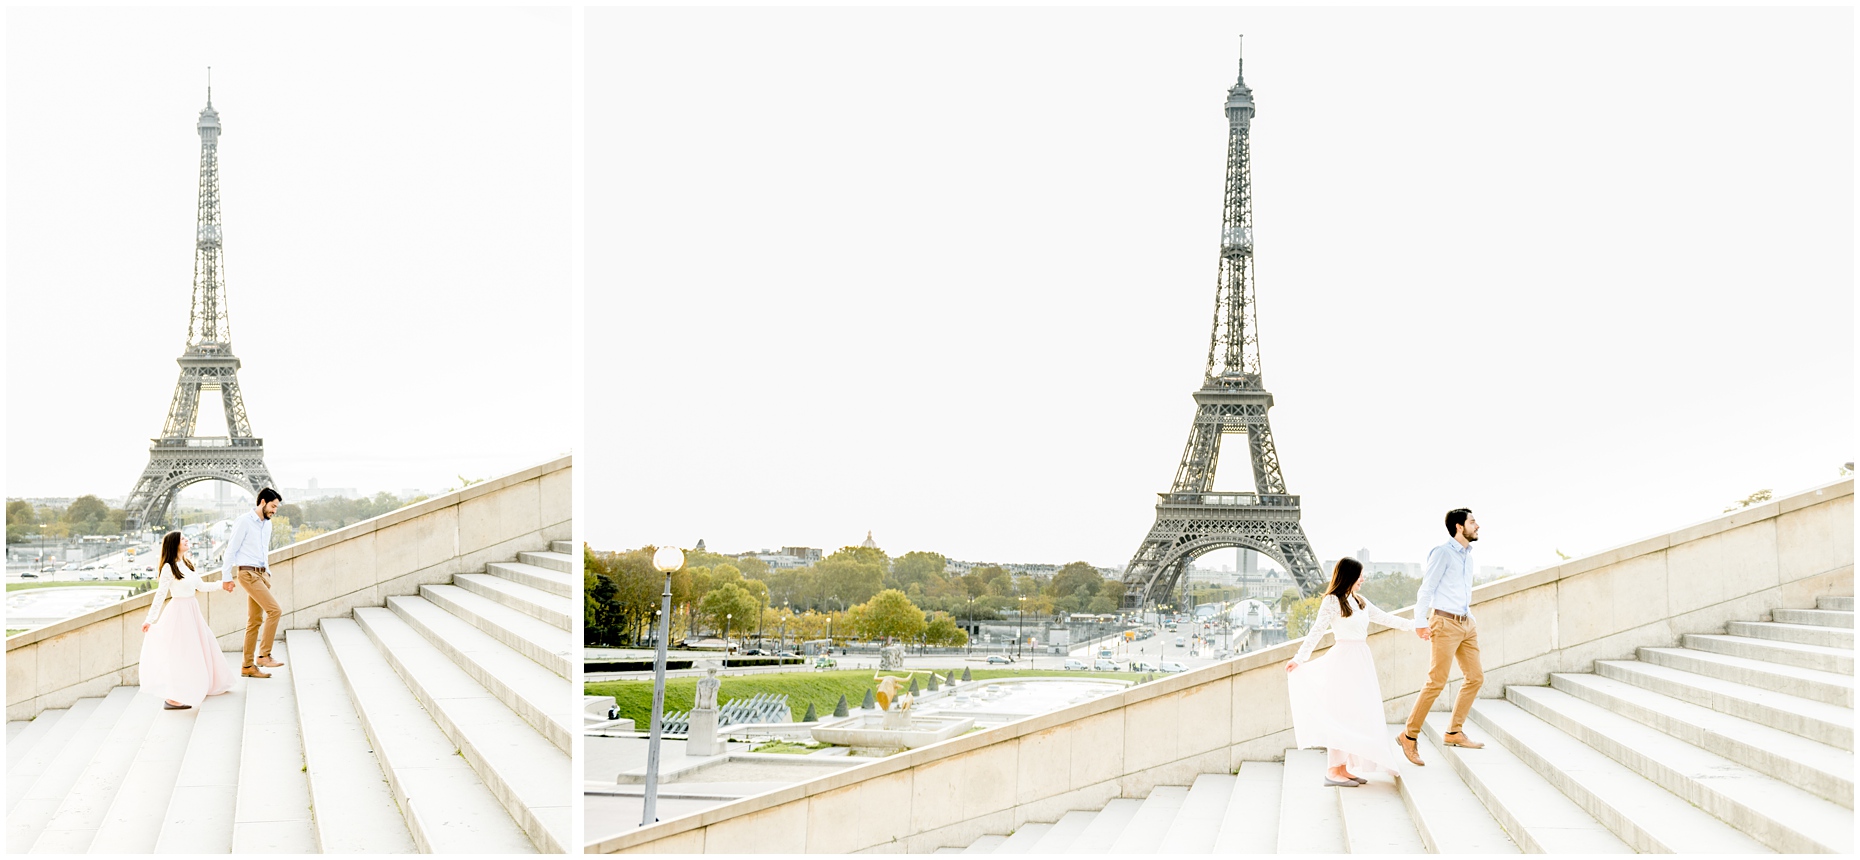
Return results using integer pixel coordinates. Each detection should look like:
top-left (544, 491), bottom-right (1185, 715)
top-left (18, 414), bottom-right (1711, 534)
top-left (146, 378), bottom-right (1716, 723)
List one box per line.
top-left (1285, 558), bottom-right (1430, 786)
top-left (140, 530), bottom-right (237, 710)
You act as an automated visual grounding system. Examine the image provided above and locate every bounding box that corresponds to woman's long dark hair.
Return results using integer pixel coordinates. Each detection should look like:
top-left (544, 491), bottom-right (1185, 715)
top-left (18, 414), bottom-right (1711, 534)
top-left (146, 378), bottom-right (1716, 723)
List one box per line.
top-left (158, 531), bottom-right (196, 579)
top-left (1325, 557), bottom-right (1366, 618)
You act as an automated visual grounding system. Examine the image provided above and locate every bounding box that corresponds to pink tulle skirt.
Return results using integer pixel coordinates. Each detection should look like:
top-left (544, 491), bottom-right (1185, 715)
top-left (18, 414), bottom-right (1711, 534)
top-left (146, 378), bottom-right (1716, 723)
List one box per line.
top-left (139, 596), bottom-right (234, 707)
top-left (1287, 640), bottom-right (1406, 776)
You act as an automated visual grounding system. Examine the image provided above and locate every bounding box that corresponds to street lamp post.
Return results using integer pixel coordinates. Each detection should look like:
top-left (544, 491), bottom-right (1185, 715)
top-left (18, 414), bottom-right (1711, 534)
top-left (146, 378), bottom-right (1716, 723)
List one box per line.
top-left (1016, 596), bottom-right (1025, 663)
top-left (725, 613), bottom-right (732, 656)
top-left (642, 546), bottom-right (684, 827)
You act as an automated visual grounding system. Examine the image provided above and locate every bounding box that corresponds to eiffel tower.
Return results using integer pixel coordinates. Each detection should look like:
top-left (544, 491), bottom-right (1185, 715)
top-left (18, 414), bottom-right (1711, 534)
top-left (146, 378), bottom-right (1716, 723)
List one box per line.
top-left (123, 87), bottom-right (276, 533)
top-left (1121, 44), bottom-right (1323, 608)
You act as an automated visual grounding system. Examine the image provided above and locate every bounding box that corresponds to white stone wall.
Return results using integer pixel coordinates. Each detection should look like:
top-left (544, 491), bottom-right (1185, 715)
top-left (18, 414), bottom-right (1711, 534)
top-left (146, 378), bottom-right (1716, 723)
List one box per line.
top-left (594, 478), bottom-right (1852, 854)
top-left (5, 455), bottom-right (571, 722)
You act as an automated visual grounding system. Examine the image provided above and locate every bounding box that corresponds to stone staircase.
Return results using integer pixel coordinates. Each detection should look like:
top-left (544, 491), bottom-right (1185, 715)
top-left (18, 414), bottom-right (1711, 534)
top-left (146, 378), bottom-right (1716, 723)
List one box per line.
top-left (5, 540), bottom-right (575, 854)
top-left (932, 596), bottom-right (1854, 854)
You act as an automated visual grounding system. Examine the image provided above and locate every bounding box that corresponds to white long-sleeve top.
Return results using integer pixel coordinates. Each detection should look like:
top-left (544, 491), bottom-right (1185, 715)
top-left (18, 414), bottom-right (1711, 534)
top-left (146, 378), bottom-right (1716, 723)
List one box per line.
top-left (145, 562), bottom-right (227, 626)
top-left (1292, 593), bottom-right (1423, 664)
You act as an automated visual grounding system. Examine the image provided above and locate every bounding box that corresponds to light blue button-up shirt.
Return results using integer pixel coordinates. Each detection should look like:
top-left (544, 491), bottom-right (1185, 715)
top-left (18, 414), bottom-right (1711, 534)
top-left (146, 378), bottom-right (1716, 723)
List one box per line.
top-left (1414, 538), bottom-right (1475, 622)
top-left (222, 511), bottom-right (273, 579)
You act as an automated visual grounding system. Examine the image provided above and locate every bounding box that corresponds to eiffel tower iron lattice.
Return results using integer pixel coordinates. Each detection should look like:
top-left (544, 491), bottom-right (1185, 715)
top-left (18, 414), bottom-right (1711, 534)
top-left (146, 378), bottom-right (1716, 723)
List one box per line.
top-left (1121, 44), bottom-right (1323, 608)
top-left (123, 88), bottom-right (276, 533)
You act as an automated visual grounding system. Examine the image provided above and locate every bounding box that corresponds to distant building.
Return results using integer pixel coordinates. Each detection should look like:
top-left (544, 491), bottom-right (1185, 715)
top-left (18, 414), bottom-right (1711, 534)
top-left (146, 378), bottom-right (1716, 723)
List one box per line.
top-left (279, 478), bottom-right (357, 502)
top-left (860, 531), bottom-right (878, 550)
top-left (781, 546), bottom-right (823, 563)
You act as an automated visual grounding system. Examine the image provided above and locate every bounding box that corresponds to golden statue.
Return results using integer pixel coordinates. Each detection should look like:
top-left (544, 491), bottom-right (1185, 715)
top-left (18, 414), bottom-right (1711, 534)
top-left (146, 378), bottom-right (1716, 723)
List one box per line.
top-left (873, 673), bottom-right (916, 712)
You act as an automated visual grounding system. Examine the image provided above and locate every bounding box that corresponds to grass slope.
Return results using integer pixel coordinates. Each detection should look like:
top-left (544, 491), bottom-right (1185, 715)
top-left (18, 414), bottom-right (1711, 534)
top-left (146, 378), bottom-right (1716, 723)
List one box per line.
top-left (586, 667), bottom-right (1147, 727)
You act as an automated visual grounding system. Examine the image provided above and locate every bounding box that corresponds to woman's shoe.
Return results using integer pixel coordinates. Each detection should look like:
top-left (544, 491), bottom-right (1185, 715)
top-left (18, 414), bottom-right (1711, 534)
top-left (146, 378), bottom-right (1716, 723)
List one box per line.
top-left (162, 701), bottom-right (192, 710)
top-left (1322, 777), bottom-right (1360, 787)
top-left (1350, 777), bottom-right (1368, 785)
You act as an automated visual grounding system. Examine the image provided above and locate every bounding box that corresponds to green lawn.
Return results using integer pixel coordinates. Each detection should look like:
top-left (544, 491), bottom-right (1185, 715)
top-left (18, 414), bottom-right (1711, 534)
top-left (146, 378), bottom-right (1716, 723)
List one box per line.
top-left (585, 667), bottom-right (1148, 727)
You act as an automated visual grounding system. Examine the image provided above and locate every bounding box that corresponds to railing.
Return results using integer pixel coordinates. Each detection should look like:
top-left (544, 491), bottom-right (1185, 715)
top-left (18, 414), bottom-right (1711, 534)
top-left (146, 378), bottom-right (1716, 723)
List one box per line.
top-left (1157, 492), bottom-right (1298, 507)
top-left (152, 437), bottom-right (263, 448)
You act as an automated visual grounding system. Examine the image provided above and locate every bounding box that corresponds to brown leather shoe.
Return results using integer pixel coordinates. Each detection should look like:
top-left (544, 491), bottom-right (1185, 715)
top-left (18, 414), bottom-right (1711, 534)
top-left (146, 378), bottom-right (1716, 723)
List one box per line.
top-left (255, 656), bottom-right (284, 668)
top-left (1442, 731), bottom-right (1485, 749)
top-left (1396, 731), bottom-right (1425, 766)
top-left (241, 666), bottom-right (271, 679)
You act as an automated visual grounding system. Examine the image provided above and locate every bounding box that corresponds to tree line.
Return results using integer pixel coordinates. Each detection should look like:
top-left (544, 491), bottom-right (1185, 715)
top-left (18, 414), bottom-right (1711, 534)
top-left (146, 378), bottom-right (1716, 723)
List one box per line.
top-left (583, 542), bottom-right (1127, 649)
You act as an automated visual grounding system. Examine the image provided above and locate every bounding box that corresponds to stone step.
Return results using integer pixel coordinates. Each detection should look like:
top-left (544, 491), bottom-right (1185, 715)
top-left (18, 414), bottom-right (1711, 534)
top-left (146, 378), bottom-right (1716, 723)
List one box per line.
top-left (1025, 809), bottom-right (1094, 854)
top-left (1682, 633), bottom-right (1855, 674)
top-left (516, 550), bottom-right (573, 576)
top-left (1421, 712), bottom-right (1630, 853)
top-left (1773, 607), bottom-right (1854, 629)
top-left (489, 560), bottom-right (574, 598)
top-left (1508, 684), bottom-right (1852, 853)
top-left (1550, 672), bottom-right (1853, 807)
top-left (1596, 658), bottom-right (1853, 750)
top-left (153, 658), bottom-right (249, 853)
top-left (388, 595), bottom-right (572, 749)
top-left (1726, 620), bottom-right (1854, 649)
top-left (6, 707), bottom-right (71, 773)
top-left (86, 688), bottom-right (201, 853)
top-left (1337, 770), bottom-right (1426, 853)
top-left (1472, 696), bottom-right (1773, 853)
top-left (1640, 645), bottom-right (1854, 707)
top-left (1276, 748), bottom-right (1345, 853)
top-left (1818, 595), bottom-right (1855, 611)
top-left (962, 834), bottom-right (1008, 853)
top-left (28, 691), bottom-right (160, 853)
top-left (1211, 761), bottom-right (1281, 853)
top-left (992, 821), bottom-right (1051, 853)
top-left (285, 629), bottom-right (416, 853)
top-left (1154, 773), bottom-right (1233, 853)
top-left (6, 720), bottom-right (27, 743)
top-left (421, 583), bottom-right (571, 677)
top-left (1390, 727), bottom-right (1519, 853)
top-left (1065, 797), bottom-right (1140, 854)
top-left (7, 699), bottom-right (99, 811)
top-left (230, 641), bottom-right (316, 853)
top-left (453, 573), bottom-right (571, 630)
top-left (7, 687), bottom-right (137, 852)
top-left (1105, 785), bottom-right (1185, 853)
top-left (354, 607), bottom-right (569, 852)
top-left (318, 618), bottom-right (539, 854)
top-left (548, 540), bottom-right (573, 555)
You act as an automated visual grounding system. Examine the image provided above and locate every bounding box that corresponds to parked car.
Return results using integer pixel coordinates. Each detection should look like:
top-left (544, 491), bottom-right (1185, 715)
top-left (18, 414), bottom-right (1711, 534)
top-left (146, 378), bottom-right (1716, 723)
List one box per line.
top-left (1063, 659), bottom-right (1088, 671)
top-left (62, 562), bottom-right (80, 571)
top-left (776, 650), bottom-right (797, 658)
top-left (986, 655), bottom-right (1014, 665)
top-left (1093, 659), bottom-right (1120, 671)
top-left (1175, 637), bottom-right (1186, 648)
top-left (20, 571), bottom-right (39, 579)
top-left (1131, 661), bottom-right (1158, 672)
top-left (742, 648), bottom-right (766, 656)
top-left (1096, 648), bottom-right (1115, 660)
top-left (1160, 662), bottom-right (1189, 673)
top-left (78, 572), bottom-right (98, 581)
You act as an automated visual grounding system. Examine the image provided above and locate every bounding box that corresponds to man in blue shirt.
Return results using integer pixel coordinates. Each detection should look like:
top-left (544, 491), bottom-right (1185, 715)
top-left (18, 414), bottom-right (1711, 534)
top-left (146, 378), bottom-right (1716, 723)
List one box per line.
top-left (224, 488), bottom-right (285, 678)
top-left (1397, 507), bottom-right (1485, 766)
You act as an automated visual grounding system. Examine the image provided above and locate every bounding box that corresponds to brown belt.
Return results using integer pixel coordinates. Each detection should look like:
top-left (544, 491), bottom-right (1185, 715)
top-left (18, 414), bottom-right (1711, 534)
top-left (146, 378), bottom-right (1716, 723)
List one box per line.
top-left (237, 566), bottom-right (268, 573)
top-left (1432, 609), bottom-right (1469, 623)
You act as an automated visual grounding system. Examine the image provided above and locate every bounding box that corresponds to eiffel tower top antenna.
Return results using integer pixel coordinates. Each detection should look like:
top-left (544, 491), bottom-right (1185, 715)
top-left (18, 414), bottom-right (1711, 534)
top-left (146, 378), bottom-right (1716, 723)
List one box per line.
top-left (207, 66), bottom-right (211, 105)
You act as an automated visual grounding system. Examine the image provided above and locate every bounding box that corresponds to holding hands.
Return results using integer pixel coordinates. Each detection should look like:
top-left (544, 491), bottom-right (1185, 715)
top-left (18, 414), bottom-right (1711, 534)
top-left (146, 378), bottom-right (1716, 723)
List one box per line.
top-left (1415, 626), bottom-right (1432, 641)
top-left (222, 581), bottom-right (236, 592)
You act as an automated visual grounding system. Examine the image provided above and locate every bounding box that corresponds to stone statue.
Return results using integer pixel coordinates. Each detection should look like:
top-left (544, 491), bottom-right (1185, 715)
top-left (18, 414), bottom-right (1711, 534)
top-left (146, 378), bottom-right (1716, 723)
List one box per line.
top-left (694, 664), bottom-right (721, 711)
top-left (879, 642), bottom-right (905, 671)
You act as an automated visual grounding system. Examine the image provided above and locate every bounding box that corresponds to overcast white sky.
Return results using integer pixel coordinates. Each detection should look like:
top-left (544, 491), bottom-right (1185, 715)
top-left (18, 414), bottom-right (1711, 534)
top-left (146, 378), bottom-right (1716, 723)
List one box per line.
top-left (587, 6), bottom-right (1852, 575)
top-left (5, 6), bottom-right (573, 501)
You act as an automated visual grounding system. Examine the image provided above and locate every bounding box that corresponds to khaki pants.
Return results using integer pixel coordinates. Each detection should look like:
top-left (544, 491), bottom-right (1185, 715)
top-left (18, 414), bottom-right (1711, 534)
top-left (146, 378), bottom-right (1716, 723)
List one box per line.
top-left (1403, 612), bottom-right (1484, 736)
top-left (238, 568), bottom-right (281, 668)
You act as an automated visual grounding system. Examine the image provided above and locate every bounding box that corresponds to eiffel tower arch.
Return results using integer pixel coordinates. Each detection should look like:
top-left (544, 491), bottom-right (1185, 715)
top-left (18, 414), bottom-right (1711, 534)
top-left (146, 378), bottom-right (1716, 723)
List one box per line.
top-left (1121, 43), bottom-right (1324, 608)
top-left (124, 87), bottom-right (275, 533)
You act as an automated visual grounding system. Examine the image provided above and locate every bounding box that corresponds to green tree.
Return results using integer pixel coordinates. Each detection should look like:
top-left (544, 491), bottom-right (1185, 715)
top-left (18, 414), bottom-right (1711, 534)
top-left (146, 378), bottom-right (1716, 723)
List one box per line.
top-left (1358, 573), bottom-right (1419, 611)
top-left (699, 582), bottom-right (760, 638)
top-left (1285, 596), bottom-right (1323, 639)
top-left (268, 515), bottom-right (296, 550)
top-left (856, 589), bottom-right (926, 642)
top-left (1048, 561), bottom-right (1104, 601)
top-left (65, 495), bottom-right (108, 525)
top-left (923, 612), bottom-right (968, 647)
top-left (1276, 587), bottom-right (1304, 616)
top-left (817, 557), bottom-right (884, 607)
top-left (890, 551), bottom-right (947, 591)
top-left (828, 545), bottom-right (890, 570)
top-left (1088, 593), bottom-right (1120, 615)
top-left (1724, 489), bottom-right (1774, 513)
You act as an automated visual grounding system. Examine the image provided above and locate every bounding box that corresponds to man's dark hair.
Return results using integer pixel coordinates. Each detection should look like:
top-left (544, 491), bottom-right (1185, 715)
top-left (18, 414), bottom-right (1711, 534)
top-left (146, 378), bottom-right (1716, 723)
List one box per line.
top-left (257, 488), bottom-right (283, 505)
top-left (1445, 508), bottom-right (1472, 537)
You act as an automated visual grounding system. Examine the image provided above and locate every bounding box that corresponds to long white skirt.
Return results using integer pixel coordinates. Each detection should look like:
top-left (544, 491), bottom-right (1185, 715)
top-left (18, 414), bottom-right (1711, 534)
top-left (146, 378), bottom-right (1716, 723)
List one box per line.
top-left (1287, 640), bottom-right (1406, 776)
top-left (138, 596), bottom-right (234, 707)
